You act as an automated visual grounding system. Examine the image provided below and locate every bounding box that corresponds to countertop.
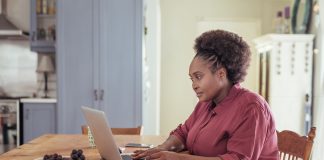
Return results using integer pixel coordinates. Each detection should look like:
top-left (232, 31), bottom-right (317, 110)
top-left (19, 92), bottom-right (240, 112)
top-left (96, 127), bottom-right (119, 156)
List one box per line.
top-left (20, 98), bottom-right (57, 103)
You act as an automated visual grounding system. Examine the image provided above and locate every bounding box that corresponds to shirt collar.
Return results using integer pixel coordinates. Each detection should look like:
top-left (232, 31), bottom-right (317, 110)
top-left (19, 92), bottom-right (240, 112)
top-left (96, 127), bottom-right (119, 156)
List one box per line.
top-left (210, 83), bottom-right (242, 113)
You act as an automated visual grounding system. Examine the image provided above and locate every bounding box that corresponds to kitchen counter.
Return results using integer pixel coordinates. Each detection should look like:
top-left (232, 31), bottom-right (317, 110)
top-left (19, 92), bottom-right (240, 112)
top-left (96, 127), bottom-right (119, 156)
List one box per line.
top-left (20, 98), bottom-right (57, 103)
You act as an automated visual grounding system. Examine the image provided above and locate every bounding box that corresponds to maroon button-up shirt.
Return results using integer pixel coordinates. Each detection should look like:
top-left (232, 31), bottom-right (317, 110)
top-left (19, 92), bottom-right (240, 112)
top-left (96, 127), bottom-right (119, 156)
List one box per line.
top-left (171, 84), bottom-right (279, 160)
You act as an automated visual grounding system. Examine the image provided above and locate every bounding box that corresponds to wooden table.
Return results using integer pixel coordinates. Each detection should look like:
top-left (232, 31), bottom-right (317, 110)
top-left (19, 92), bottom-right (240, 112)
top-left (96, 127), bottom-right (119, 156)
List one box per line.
top-left (0, 134), bottom-right (167, 160)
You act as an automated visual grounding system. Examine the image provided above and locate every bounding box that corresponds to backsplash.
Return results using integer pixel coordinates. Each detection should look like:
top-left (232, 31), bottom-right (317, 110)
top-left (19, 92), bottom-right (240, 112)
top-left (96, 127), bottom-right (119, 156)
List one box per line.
top-left (0, 41), bottom-right (56, 98)
top-left (0, 40), bottom-right (37, 98)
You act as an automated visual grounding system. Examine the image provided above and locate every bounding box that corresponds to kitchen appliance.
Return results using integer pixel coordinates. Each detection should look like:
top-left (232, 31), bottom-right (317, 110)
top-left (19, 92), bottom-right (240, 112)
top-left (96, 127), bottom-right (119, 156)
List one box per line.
top-left (0, 0), bottom-right (28, 40)
top-left (0, 99), bottom-right (19, 154)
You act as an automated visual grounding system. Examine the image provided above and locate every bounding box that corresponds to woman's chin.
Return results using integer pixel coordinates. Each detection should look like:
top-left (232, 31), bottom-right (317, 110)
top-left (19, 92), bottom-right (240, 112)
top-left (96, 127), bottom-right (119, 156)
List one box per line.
top-left (198, 97), bottom-right (209, 102)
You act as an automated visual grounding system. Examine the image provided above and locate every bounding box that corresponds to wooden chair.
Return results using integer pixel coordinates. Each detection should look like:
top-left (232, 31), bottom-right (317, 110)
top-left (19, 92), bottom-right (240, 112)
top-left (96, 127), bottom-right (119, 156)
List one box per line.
top-left (277, 127), bottom-right (316, 160)
top-left (81, 125), bottom-right (142, 135)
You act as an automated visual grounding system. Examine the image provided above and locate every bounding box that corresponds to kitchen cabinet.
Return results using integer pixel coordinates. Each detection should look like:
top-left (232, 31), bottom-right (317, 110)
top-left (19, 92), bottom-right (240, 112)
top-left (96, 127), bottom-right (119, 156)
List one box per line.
top-left (56, 0), bottom-right (143, 134)
top-left (253, 34), bottom-right (314, 135)
top-left (30, 0), bottom-right (56, 52)
top-left (20, 99), bottom-right (57, 143)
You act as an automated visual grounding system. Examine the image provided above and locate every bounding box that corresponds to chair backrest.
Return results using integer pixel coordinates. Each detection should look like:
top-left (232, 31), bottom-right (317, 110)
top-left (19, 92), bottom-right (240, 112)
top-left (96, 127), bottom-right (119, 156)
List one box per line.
top-left (277, 127), bottom-right (316, 160)
top-left (81, 125), bottom-right (142, 135)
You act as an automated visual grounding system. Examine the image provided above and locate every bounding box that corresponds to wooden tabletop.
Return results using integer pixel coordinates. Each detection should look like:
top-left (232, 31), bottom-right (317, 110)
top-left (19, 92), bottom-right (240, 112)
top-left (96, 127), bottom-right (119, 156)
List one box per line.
top-left (0, 134), bottom-right (167, 160)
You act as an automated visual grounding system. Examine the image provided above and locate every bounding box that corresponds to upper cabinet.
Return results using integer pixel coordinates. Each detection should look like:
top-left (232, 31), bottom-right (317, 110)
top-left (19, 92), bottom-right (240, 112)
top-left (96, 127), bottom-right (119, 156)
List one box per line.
top-left (30, 0), bottom-right (56, 53)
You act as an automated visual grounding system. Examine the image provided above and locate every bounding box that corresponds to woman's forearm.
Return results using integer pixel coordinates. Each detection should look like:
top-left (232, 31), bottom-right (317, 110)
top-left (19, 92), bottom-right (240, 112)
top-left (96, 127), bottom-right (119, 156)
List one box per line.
top-left (147, 151), bottom-right (223, 160)
top-left (181, 154), bottom-right (222, 160)
top-left (178, 153), bottom-right (222, 160)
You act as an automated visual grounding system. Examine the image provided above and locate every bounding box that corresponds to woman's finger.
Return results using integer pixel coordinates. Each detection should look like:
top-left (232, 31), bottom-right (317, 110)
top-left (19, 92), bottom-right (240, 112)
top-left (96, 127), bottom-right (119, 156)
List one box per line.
top-left (133, 150), bottom-right (145, 154)
top-left (132, 148), bottom-right (165, 159)
top-left (149, 152), bottom-right (162, 159)
top-left (131, 150), bottom-right (148, 159)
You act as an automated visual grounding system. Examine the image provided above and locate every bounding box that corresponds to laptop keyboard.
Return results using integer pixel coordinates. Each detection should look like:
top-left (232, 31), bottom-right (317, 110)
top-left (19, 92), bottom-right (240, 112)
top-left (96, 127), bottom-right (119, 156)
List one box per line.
top-left (121, 155), bottom-right (132, 160)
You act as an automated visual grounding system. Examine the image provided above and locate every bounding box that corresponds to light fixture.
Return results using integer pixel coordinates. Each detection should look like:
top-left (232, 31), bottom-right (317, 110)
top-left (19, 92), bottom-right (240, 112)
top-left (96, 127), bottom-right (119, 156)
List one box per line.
top-left (36, 55), bottom-right (54, 98)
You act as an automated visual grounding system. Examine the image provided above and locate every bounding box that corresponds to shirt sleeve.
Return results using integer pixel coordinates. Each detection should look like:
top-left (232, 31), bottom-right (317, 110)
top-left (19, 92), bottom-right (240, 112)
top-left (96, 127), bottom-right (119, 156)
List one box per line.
top-left (219, 103), bottom-right (270, 160)
top-left (170, 102), bottom-right (205, 146)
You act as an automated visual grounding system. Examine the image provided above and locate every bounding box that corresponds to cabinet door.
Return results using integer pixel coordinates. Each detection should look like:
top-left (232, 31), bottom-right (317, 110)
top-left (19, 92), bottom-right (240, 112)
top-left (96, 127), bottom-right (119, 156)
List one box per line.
top-left (57, 0), bottom-right (142, 133)
top-left (99, 0), bottom-right (143, 127)
top-left (56, 0), bottom-right (97, 134)
top-left (22, 103), bottom-right (56, 143)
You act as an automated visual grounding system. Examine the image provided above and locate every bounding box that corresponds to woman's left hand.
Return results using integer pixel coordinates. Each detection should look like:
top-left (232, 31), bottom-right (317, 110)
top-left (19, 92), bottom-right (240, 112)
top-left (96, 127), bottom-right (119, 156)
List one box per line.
top-left (147, 151), bottom-right (183, 160)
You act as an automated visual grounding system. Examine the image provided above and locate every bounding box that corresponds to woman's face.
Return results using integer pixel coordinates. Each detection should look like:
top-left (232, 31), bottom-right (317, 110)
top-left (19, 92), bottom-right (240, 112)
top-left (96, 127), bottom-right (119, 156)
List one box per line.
top-left (189, 57), bottom-right (228, 102)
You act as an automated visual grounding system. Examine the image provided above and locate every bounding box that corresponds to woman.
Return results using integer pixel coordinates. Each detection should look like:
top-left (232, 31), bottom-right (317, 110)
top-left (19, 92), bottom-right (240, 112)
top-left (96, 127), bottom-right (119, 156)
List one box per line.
top-left (132, 30), bottom-right (279, 160)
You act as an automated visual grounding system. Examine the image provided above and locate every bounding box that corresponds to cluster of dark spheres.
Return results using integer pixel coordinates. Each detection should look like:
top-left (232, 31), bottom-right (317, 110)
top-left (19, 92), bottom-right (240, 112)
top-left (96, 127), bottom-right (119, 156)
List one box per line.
top-left (43, 153), bottom-right (66, 160)
top-left (42, 149), bottom-right (85, 160)
top-left (70, 149), bottom-right (85, 160)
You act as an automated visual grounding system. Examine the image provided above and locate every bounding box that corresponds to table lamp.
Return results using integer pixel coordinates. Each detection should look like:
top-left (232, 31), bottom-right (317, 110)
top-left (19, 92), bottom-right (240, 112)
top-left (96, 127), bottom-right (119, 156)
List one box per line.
top-left (36, 55), bottom-right (55, 98)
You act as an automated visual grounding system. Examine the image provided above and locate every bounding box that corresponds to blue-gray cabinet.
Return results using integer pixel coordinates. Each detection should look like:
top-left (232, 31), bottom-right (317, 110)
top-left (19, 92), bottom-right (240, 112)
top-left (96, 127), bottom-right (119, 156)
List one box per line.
top-left (21, 100), bottom-right (56, 143)
top-left (30, 0), bottom-right (56, 52)
top-left (56, 0), bottom-right (143, 134)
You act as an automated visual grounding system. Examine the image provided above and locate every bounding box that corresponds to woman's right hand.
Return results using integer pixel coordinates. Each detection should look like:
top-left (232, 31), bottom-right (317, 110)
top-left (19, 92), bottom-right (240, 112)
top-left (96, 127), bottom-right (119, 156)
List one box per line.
top-left (131, 147), bottom-right (166, 159)
top-left (132, 135), bottom-right (184, 159)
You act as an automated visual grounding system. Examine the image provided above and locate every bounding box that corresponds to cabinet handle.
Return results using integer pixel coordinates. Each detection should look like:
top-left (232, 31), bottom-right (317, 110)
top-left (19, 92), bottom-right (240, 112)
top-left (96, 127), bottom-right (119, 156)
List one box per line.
top-left (94, 90), bottom-right (98, 101)
top-left (32, 32), bottom-right (36, 41)
top-left (99, 90), bottom-right (104, 101)
top-left (25, 109), bottom-right (30, 120)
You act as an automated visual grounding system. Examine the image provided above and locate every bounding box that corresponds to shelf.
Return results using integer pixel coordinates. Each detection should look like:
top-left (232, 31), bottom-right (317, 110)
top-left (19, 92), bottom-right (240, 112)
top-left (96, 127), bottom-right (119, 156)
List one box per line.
top-left (37, 14), bottom-right (56, 19)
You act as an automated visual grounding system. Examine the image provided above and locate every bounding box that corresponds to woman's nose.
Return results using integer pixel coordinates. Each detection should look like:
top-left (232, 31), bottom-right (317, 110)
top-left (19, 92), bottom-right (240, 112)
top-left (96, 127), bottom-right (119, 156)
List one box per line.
top-left (192, 82), bottom-right (198, 90)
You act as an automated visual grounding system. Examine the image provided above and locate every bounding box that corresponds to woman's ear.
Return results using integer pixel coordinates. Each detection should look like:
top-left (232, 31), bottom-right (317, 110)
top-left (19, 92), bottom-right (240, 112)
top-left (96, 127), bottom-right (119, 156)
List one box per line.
top-left (217, 67), bottom-right (227, 78)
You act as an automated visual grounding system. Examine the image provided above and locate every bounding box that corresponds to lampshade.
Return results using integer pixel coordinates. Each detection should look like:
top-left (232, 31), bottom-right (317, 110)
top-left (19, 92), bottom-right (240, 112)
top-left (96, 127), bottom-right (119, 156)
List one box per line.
top-left (36, 55), bottom-right (55, 73)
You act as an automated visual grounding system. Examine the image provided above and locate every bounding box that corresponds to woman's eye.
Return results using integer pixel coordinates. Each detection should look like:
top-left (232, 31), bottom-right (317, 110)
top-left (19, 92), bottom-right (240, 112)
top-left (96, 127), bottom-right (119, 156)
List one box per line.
top-left (196, 75), bottom-right (202, 80)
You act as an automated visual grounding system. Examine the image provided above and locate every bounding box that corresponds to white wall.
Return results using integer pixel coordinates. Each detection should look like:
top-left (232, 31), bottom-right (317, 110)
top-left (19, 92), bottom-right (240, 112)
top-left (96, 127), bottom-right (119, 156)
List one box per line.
top-left (311, 1), bottom-right (324, 159)
top-left (142, 0), bottom-right (161, 135)
top-left (159, 0), bottom-right (291, 135)
top-left (0, 42), bottom-right (56, 98)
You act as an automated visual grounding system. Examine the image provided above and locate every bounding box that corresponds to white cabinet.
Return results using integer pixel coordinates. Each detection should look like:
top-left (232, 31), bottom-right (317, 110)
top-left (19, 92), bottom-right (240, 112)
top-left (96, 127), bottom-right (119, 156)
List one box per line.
top-left (254, 34), bottom-right (314, 134)
top-left (56, 0), bottom-right (143, 134)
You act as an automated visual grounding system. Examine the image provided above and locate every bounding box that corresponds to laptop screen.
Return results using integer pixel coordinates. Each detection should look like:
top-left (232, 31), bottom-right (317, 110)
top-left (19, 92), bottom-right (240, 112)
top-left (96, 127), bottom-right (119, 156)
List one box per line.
top-left (81, 106), bottom-right (123, 160)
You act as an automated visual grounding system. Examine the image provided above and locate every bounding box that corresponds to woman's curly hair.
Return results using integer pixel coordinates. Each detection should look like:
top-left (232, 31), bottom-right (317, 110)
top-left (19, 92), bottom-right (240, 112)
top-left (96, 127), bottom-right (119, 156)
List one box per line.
top-left (194, 30), bottom-right (251, 84)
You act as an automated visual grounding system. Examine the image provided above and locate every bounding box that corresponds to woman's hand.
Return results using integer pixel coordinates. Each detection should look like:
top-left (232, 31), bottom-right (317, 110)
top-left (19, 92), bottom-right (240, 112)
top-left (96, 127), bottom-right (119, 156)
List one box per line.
top-left (132, 149), bottom-right (183, 160)
top-left (131, 147), bottom-right (166, 159)
top-left (132, 135), bottom-right (185, 159)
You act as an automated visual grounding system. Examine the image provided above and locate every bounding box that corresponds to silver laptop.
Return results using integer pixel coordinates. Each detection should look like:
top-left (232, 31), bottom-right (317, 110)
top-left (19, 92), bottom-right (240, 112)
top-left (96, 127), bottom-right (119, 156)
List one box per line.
top-left (81, 106), bottom-right (134, 160)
